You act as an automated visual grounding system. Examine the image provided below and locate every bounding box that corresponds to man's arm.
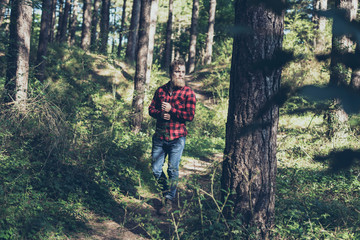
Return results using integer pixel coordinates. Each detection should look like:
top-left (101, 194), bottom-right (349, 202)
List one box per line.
top-left (149, 90), bottom-right (161, 119)
top-left (170, 88), bottom-right (196, 121)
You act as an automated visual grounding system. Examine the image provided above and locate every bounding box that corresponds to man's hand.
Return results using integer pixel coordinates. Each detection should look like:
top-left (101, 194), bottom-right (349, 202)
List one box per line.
top-left (162, 102), bottom-right (172, 112)
top-left (161, 112), bottom-right (171, 120)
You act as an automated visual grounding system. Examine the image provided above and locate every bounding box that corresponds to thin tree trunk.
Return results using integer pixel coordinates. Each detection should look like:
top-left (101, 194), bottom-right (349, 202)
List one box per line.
top-left (204, 0), bottom-right (216, 65)
top-left (5, 0), bottom-right (33, 106)
top-left (145, 0), bottom-right (158, 86)
top-left (125, 0), bottom-right (141, 64)
top-left (99, 0), bottom-right (110, 54)
top-left (56, 0), bottom-right (64, 41)
top-left (117, 0), bottom-right (127, 57)
top-left (187, 0), bottom-right (199, 74)
top-left (36, 0), bottom-right (51, 82)
top-left (0, 0), bottom-right (9, 26)
top-left (162, 0), bottom-right (173, 71)
top-left (49, 0), bottom-right (56, 42)
top-left (131, 0), bottom-right (151, 133)
top-left (68, 0), bottom-right (78, 46)
top-left (57, 0), bottom-right (71, 42)
top-left (81, 0), bottom-right (92, 49)
top-left (90, 0), bottom-right (100, 51)
top-left (221, 1), bottom-right (284, 239)
top-left (313, 0), bottom-right (328, 53)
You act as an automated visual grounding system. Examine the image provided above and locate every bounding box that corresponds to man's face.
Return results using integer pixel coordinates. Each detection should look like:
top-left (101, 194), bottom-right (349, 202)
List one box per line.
top-left (171, 65), bottom-right (186, 87)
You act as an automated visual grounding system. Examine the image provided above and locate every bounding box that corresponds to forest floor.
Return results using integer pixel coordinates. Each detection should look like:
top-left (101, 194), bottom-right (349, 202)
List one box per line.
top-left (74, 71), bottom-right (223, 240)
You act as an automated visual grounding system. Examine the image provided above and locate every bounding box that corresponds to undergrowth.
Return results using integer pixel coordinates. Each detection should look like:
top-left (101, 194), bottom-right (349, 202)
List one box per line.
top-left (0, 42), bottom-right (359, 239)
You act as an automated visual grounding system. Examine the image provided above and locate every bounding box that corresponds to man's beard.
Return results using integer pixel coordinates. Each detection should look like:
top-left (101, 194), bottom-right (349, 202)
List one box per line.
top-left (172, 77), bottom-right (185, 88)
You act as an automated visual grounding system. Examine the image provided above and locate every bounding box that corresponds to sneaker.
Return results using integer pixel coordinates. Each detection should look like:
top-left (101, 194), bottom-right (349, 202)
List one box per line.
top-left (158, 199), bottom-right (172, 215)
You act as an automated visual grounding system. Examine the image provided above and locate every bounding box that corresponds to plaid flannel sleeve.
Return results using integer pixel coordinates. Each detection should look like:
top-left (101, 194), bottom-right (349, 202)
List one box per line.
top-left (149, 89), bottom-right (161, 119)
top-left (170, 88), bottom-right (196, 122)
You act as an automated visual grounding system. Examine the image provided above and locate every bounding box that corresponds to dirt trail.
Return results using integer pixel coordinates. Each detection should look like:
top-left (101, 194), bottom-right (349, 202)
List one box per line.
top-left (74, 73), bottom-right (221, 240)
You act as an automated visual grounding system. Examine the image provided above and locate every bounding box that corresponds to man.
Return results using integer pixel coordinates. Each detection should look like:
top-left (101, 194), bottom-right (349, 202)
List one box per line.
top-left (148, 59), bottom-right (196, 215)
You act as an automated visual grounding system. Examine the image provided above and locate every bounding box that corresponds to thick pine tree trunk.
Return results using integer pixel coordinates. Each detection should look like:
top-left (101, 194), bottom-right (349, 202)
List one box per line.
top-left (81, 0), bottom-right (92, 50)
top-left (131, 0), bottom-right (151, 133)
top-left (5, 0), bottom-right (33, 105)
top-left (221, 1), bottom-right (284, 239)
top-left (204, 0), bottom-right (216, 65)
top-left (56, 0), bottom-right (64, 41)
top-left (36, 0), bottom-right (51, 82)
top-left (162, 0), bottom-right (173, 71)
top-left (313, 0), bottom-right (328, 53)
top-left (99, 0), bottom-right (110, 54)
top-left (90, 0), bottom-right (100, 51)
top-left (187, 0), bottom-right (199, 74)
top-left (328, 0), bottom-right (358, 128)
top-left (126, 0), bottom-right (141, 64)
top-left (145, 0), bottom-right (158, 85)
top-left (117, 0), bottom-right (127, 57)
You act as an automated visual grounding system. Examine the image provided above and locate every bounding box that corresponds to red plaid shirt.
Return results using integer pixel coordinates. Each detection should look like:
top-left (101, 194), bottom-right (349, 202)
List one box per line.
top-left (149, 81), bottom-right (196, 140)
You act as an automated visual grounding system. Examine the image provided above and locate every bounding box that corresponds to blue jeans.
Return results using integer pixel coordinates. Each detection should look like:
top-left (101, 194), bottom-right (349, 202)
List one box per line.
top-left (152, 136), bottom-right (186, 201)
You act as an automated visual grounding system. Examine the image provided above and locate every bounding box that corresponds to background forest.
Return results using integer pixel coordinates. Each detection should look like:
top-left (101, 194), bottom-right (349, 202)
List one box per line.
top-left (0, 0), bottom-right (359, 239)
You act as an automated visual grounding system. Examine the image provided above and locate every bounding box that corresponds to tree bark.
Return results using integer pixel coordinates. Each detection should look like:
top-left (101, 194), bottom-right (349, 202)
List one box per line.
top-left (56, 0), bottom-right (64, 41)
top-left (90, 0), bottom-right (100, 51)
top-left (49, 0), bottom-right (56, 42)
top-left (221, 1), bottom-right (284, 239)
top-left (329, 0), bottom-right (357, 87)
top-left (125, 0), bottom-right (141, 64)
top-left (204, 0), bottom-right (216, 65)
top-left (81, 0), bottom-right (92, 50)
top-left (36, 0), bottom-right (51, 82)
top-left (117, 0), bottom-right (127, 57)
top-left (187, 0), bottom-right (199, 74)
top-left (145, 0), bottom-right (158, 86)
top-left (57, 0), bottom-right (71, 42)
top-left (313, 0), bottom-right (328, 53)
top-left (99, 0), bottom-right (110, 54)
top-left (68, 0), bottom-right (78, 46)
top-left (131, 0), bottom-right (151, 133)
top-left (162, 0), bottom-right (173, 71)
top-left (5, 0), bottom-right (33, 105)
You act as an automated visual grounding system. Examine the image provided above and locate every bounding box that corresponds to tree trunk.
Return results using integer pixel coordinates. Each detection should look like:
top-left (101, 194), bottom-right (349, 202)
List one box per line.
top-left (117, 0), bottom-right (127, 57)
top-left (328, 0), bottom-right (357, 126)
top-left (49, 0), bottom-right (56, 42)
top-left (99, 0), bottom-right (110, 54)
top-left (0, 0), bottom-right (9, 26)
top-left (57, 0), bottom-right (71, 42)
top-left (81, 0), bottom-right (92, 50)
top-left (204, 0), bottom-right (216, 65)
top-left (90, 0), bottom-right (100, 51)
top-left (56, 0), bottom-right (64, 41)
top-left (125, 0), bottom-right (141, 64)
top-left (5, 0), bottom-right (33, 106)
top-left (145, 0), bottom-right (158, 86)
top-left (313, 0), bottom-right (328, 53)
top-left (187, 0), bottom-right (199, 74)
top-left (131, 0), bottom-right (151, 133)
top-left (36, 0), bottom-right (51, 82)
top-left (68, 0), bottom-right (78, 46)
top-left (162, 0), bottom-right (173, 71)
top-left (221, 1), bottom-right (284, 239)
top-left (329, 0), bottom-right (357, 87)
